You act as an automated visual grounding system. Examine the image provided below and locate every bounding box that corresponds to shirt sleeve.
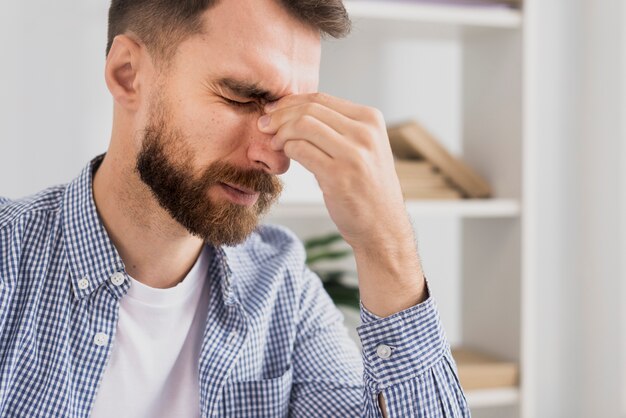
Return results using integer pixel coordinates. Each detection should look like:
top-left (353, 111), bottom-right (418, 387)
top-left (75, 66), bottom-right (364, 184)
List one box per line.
top-left (357, 281), bottom-right (470, 417)
top-left (288, 268), bottom-right (470, 417)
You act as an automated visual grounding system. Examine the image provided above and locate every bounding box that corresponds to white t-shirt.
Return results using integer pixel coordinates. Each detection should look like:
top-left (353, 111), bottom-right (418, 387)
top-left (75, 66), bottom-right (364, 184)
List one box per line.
top-left (91, 246), bottom-right (211, 418)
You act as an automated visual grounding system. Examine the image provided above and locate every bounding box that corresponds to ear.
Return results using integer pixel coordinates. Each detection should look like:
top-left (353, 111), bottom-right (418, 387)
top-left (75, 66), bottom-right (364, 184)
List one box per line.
top-left (105, 34), bottom-right (147, 112)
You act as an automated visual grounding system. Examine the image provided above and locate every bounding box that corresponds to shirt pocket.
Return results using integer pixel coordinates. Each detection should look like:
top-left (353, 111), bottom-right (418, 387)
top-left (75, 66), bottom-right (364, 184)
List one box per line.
top-left (219, 365), bottom-right (293, 417)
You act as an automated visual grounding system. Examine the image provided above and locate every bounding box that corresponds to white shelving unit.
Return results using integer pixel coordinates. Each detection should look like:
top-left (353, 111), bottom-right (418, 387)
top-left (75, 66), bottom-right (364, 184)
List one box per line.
top-left (267, 1), bottom-right (526, 417)
top-left (345, 0), bottom-right (521, 28)
top-left (268, 199), bottom-right (520, 219)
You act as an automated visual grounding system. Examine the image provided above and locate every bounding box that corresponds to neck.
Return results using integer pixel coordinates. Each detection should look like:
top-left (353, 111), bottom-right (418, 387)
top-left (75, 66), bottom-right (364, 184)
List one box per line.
top-left (92, 149), bottom-right (204, 289)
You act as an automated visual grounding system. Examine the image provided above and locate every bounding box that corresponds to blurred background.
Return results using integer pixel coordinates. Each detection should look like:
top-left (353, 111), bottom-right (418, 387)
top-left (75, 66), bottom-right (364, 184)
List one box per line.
top-left (0, 0), bottom-right (624, 417)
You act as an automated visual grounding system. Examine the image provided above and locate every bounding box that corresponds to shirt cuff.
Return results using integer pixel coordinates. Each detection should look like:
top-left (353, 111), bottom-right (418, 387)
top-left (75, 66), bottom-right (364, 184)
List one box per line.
top-left (356, 281), bottom-right (448, 391)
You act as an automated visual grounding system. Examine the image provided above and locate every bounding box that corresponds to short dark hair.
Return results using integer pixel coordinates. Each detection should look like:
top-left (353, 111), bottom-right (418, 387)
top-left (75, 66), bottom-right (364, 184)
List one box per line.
top-left (106, 0), bottom-right (351, 65)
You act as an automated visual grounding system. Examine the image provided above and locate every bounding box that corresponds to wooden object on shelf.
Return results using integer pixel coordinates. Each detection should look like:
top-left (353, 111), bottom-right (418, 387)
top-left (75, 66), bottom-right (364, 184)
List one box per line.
top-left (400, 188), bottom-right (463, 200)
top-left (399, 177), bottom-right (448, 188)
top-left (452, 347), bottom-right (519, 390)
top-left (393, 159), bottom-right (463, 199)
top-left (388, 120), bottom-right (492, 198)
top-left (394, 159), bottom-right (437, 177)
top-left (395, 160), bottom-right (447, 188)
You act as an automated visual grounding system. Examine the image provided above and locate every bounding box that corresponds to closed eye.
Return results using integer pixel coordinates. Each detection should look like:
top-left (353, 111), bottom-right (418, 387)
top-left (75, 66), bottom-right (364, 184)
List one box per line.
top-left (223, 97), bottom-right (257, 109)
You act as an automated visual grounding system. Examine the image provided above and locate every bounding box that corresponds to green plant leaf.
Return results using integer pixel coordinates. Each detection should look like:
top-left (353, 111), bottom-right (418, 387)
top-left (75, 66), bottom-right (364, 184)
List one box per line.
top-left (304, 233), bottom-right (344, 251)
top-left (316, 270), bottom-right (345, 283)
top-left (306, 249), bottom-right (353, 265)
top-left (304, 233), bottom-right (359, 310)
top-left (321, 277), bottom-right (360, 310)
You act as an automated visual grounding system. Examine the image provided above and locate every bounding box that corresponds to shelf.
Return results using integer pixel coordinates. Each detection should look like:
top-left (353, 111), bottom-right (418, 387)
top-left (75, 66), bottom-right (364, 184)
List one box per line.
top-left (345, 0), bottom-right (522, 28)
top-left (465, 387), bottom-right (520, 408)
top-left (265, 199), bottom-right (520, 219)
top-left (405, 199), bottom-right (520, 217)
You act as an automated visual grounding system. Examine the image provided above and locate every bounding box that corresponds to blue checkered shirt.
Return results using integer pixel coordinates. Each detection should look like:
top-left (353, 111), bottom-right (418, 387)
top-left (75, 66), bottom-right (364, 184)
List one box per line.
top-left (0, 155), bottom-right (469, 417)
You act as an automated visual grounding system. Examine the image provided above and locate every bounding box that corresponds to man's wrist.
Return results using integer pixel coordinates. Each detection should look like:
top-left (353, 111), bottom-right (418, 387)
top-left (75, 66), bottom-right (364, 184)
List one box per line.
top-left (354, 246), bottom-right (427, 318)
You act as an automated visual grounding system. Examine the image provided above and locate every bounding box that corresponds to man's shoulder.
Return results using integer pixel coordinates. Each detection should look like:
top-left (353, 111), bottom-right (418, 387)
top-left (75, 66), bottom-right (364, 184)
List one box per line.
top-left (226, 224), bottom-right (310, 314)
top-left (244, 223), bottom-right (307, 265)
top-left (224, 224), bottom-right (307, 281)
top-left (0, 185), bottom-right (67, 232)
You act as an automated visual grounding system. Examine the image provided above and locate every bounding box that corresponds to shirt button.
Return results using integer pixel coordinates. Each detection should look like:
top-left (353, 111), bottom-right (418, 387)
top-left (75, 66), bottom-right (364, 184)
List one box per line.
top-left (94, 332), bottom-right (109, 347)
top-left (110, 272), bottom-right (125, 286)
top-left (78, 278), bottom-right (90, 290)
top-left (376, 344), bottom-right (393, 359)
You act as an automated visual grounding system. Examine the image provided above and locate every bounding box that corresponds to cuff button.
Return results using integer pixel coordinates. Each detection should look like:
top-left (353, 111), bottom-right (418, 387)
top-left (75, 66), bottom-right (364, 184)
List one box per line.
top-left (376, 344), bottom-right (393, 359)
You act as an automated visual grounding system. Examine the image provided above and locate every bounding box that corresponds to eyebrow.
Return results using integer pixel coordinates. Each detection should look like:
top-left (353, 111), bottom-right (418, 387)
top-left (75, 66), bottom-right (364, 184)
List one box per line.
top-left (216, 78), bottom-right (281, 103)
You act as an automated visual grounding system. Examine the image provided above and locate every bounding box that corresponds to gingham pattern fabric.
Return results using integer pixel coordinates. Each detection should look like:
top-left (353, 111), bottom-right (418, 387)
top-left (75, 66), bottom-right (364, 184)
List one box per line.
top-left (0, 155), bottom-right (470, 417)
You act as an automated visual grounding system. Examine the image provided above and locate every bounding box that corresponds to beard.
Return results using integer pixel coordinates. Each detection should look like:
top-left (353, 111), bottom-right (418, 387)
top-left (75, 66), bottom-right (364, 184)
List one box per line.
top-left (135, 96), bottom-right (283, 247)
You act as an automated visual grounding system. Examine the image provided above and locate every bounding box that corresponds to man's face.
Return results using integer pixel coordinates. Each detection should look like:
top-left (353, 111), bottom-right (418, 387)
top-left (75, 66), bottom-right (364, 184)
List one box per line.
top-left (134, 0), bottom-right (321, 246)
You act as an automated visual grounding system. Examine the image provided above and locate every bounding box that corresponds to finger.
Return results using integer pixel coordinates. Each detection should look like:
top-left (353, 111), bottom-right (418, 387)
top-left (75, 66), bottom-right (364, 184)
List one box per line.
top-left (259, 101), bottom-right (355, 136)
top-left (265, 92), bottom-right (382, 123)
top-left (270, 114), bottom-right (353, 159)
top-left (282, 138), bottom-right (333, 178)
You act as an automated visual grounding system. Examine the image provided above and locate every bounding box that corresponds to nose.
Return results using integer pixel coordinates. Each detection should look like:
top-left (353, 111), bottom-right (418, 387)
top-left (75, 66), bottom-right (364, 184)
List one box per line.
top-left (246, 122), bottom-right (290, 175)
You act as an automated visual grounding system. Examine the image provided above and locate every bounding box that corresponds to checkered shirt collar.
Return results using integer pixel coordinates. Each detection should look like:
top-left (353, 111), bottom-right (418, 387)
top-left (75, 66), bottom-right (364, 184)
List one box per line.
top-left (61, 154), bottom-right (237, 303)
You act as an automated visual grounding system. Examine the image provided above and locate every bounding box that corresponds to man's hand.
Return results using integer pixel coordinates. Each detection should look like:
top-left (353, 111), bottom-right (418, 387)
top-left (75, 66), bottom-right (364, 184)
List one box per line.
top-left (259, 93), bottom-right (427, 318)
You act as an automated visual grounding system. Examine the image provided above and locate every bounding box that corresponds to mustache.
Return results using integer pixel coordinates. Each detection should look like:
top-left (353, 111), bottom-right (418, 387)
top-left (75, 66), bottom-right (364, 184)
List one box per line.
top-left (139, 115), bottom-right (283, 198)
top-left (198, 160), bottom-right (283, 196)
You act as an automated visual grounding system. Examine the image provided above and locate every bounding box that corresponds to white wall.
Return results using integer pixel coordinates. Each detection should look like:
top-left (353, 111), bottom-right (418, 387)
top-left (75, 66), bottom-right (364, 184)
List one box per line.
top-left (621, 2), bottom-right (626, 415)
top-left (576, 1), bottom-right (623, 416)
top-left (0, 1), bottom-right (112, 199)
top-left (527, 0), bottom-right (625, 416)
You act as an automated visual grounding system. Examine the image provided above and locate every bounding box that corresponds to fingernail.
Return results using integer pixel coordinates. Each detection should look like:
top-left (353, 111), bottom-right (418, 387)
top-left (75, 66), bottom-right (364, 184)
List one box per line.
top-left (265, 101), bottom-right (277, 112)
top-left (258, 115), bottom-right (271, 129)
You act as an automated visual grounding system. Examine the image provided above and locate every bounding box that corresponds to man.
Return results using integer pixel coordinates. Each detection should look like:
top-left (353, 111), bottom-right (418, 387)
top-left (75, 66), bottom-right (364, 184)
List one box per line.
top-left (0, 0), bottom-right (469, 416)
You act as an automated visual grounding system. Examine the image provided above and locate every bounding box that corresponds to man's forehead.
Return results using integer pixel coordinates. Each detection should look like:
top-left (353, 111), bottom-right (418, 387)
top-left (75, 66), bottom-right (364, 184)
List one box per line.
top-left (191, 0), bottom-right (321, 97)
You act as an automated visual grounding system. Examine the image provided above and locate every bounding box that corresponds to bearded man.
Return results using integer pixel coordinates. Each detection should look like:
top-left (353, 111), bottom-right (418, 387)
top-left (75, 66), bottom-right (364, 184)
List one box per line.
top-left (0, 0), bottom-right (469, 416)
